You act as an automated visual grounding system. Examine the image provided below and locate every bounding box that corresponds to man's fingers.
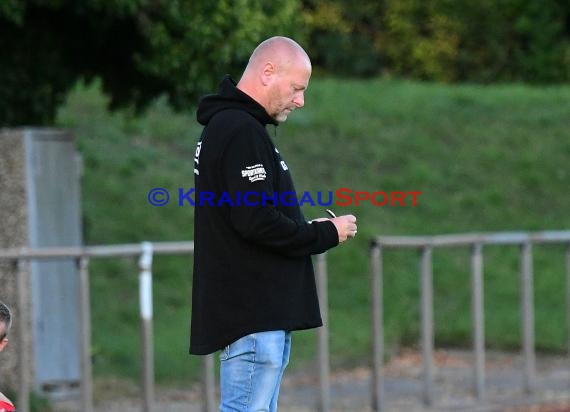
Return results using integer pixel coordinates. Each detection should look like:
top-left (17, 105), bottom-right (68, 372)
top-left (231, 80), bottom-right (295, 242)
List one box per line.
top-left (329, 214), bottom-right (358, 243)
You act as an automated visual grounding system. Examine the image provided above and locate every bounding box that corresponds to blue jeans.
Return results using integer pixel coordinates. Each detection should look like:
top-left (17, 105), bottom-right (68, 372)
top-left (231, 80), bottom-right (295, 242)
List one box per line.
top-left (220, 330), bottom-right (292, 412)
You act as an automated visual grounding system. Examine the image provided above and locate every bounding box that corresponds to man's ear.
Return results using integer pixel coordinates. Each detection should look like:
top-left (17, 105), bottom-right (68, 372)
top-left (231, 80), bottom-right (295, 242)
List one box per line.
top-left (260, 62), bottom-right (275, 86)
top-left (0, 338), bottom-right (8, 352)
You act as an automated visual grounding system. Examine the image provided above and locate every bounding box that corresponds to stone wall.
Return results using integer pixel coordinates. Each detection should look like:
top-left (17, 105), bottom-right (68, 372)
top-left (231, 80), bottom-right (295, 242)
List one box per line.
top-left (0, 129), bottom-right (33, 392)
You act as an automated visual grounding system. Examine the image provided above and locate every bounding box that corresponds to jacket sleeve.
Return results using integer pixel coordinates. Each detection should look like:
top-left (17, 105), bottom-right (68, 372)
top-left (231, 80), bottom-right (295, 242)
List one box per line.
top-left (221, 122), bottom-right (339, 257)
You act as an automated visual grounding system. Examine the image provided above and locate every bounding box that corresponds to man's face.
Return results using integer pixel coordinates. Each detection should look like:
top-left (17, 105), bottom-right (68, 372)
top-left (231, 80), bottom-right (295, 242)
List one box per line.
top-left (266, 59), bottom-right (311, 123)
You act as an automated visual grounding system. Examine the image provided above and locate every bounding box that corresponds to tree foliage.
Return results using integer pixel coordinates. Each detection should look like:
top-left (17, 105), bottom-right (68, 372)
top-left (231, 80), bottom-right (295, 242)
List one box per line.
top-left (382, 0), bottom-right (570, 83)
top-left (303, 0), bottom-right (570, 82)
top-left (302, 0), bottom-right (385, 76)
top-left (1, 0), bottom-right (569, 126)
top-left (0, 0), bottom-right (303, 126)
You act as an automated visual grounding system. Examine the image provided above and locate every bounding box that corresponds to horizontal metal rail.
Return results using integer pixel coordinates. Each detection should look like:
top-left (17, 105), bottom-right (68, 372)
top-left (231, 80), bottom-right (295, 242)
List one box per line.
top-left (0, 242), bottom-right (195, 259)
top-left (372, 230), bottom-right (570, 248)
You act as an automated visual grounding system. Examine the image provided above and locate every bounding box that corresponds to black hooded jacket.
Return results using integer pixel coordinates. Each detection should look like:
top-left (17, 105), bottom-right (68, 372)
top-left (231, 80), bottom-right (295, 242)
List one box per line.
top-left (189, 76), bottom-right (339, 355)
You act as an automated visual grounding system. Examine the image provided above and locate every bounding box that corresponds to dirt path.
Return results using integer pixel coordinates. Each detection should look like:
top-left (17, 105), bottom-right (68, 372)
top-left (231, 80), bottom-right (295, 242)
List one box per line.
top-left (53, 349), bottom-right (570, 412)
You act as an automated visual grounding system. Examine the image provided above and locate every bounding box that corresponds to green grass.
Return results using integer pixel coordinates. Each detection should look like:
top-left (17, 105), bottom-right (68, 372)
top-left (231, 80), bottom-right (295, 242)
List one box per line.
top-left (56, 77), bottom-right (570, 383)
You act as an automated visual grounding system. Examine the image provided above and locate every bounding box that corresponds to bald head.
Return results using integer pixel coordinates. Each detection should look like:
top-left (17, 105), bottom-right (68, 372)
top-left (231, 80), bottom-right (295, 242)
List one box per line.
top-left (238, 36), bottom-right (312, 122)
top-left (246, 36), bottom-right (311, 75)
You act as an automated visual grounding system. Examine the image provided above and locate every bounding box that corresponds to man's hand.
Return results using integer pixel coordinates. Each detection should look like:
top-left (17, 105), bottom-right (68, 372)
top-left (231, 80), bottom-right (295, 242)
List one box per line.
top-left (330, 214), bottom-right (357, 243)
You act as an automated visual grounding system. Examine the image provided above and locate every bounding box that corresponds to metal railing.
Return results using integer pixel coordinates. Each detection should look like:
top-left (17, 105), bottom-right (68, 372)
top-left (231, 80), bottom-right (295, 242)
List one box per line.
top-left (6, 230), bottom-right (569, 411)
top-left (369, 231), bottom-right (570, 411)
top-left (0, 243), bottom-right (332, 412)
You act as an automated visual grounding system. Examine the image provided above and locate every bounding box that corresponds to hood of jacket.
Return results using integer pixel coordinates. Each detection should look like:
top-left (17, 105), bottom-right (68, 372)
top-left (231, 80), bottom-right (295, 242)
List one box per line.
top-left (197, 75), bottom-right (278, 127)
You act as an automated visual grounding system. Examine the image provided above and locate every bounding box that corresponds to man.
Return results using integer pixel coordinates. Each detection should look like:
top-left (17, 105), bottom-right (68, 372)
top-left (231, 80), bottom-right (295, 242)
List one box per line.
top-left (190, 36), bottom-right (357, 411)
top-left (0, 301), bottom-right (16, 412)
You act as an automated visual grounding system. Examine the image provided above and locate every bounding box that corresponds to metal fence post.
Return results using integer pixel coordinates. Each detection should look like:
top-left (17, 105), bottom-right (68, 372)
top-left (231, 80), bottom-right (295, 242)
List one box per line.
top-left (203, 354), bottom-right (216, 412)
top-left (470, 243), bottom-right (486, 400)
top-left (370, 242), bottom-right (384, 412)
top-left (16, 257), bottom-right (30, 412)
top-left (78, 256), bottom-right (94, 412)
top-left (566, 243), bottom-right (570, 360)
top-left (316, 253), bottom-right (330, 412)
top-left (520, 242), bottom-right (535, 394)
top-left (420, 246), bottom-right (434, 407)
top-left (139, 242), bottom-right (154, 412)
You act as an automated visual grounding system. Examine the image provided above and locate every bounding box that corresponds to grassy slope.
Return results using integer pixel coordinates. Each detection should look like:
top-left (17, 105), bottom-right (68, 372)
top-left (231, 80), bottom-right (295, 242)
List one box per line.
top-left (56, 78), bottom-right (570, 383)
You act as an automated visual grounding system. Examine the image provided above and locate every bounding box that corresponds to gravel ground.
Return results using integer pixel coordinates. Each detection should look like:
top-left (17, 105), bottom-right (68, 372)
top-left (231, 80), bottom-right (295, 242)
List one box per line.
top-left (53, 349), bottom-right (570, 412)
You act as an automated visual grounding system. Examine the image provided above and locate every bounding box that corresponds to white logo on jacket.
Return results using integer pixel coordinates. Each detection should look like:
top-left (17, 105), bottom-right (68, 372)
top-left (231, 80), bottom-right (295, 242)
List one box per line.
top-left (194, 141), bottom-right (202, 175)
top-left (241, 164), bottom-right (267, 182)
